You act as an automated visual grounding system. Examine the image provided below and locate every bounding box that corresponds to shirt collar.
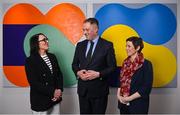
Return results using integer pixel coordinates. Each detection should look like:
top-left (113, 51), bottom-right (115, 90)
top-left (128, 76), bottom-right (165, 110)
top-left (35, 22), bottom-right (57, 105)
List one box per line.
top-left (90, 35), bottom-right (99, 44)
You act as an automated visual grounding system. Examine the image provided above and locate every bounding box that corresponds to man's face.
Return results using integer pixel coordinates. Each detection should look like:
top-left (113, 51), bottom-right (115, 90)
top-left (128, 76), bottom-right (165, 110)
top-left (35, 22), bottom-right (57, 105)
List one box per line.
top-left (83, 22), bottom-right (98, 40)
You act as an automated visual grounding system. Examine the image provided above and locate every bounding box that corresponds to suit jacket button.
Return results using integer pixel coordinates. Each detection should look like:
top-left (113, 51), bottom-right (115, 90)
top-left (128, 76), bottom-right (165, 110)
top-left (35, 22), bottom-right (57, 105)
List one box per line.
top-left (46, 82), bottom-right (48, 85)
top-left (43, 74), bottom-right (46, 77)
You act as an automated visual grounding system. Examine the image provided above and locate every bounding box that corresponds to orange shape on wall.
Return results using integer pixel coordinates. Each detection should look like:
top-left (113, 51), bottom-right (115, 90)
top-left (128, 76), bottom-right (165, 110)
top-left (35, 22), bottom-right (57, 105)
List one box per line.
top-left (3, 3), bottom-right (85, 87)
top-left (3, 3), bottom-right (85, 44)
top-left (3, 66), bottom-right (29, 87)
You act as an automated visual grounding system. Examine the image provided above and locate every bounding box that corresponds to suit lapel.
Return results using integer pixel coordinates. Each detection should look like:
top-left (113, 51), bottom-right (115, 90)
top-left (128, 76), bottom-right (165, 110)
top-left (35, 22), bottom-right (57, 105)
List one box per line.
top-left (37, 53), bottom-right (52, 73)
top-left (82, 40), bottom-right (88, 59)
top-left (91, 38), bottom-right (102, 62)
top-left (83, 38), bottom-right (103, 67)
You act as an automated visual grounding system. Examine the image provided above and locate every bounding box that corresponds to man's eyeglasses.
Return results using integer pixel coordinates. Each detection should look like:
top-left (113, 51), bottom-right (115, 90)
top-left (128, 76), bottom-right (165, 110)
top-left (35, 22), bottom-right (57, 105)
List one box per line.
top-left (38, 38), bottom-right (48, 42)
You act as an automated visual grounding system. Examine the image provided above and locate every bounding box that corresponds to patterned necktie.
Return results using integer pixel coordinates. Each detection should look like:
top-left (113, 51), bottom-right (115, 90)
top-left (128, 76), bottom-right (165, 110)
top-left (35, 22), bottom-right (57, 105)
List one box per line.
top-left (86, 41), bottom-right (94, 62)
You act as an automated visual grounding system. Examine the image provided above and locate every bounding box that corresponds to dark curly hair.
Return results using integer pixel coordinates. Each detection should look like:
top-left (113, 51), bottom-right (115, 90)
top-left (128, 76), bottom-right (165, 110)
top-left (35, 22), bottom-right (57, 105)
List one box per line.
top-left (126, 36), bottom-right (144, 53)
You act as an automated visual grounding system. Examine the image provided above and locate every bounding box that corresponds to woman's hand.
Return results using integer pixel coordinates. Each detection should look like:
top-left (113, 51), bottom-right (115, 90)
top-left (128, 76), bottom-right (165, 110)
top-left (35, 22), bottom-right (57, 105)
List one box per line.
top-left (119, 96), bottom-right (129, 104)
top-left (52, 89), bottom-right (62, 102)
top-left (117, 88), bottom-right (127, 104)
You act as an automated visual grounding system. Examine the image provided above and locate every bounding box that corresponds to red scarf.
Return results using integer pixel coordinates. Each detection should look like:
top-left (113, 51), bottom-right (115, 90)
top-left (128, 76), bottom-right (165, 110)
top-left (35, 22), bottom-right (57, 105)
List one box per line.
top-left (120, 53), bottom-right (144, 96)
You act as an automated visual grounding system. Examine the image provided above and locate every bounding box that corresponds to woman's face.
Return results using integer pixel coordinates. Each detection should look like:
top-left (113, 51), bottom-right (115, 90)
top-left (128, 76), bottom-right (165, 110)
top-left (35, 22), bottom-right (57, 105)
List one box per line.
top-left (38, 34), bottom-right (49, 51)
top-left (126, 41), bottom-right (137, 57)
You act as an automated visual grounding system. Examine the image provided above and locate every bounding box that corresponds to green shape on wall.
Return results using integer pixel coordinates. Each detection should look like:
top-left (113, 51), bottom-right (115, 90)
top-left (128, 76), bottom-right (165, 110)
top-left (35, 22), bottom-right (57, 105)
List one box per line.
top-left (24, 24), bottom-right (77, 87)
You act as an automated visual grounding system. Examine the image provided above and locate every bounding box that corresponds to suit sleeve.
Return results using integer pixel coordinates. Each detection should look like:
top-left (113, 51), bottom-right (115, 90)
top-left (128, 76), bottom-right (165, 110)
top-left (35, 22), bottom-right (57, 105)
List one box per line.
top-left (137, 60), bottom-right (153, 98)
top-left (25, 58), bottom-right (55, 97)
top-left (72, 43), bottom-right (81, 77)
top-left (99, 42), bottom-right (117, 77)
top-left (52, 54), bottom-right (64, 92)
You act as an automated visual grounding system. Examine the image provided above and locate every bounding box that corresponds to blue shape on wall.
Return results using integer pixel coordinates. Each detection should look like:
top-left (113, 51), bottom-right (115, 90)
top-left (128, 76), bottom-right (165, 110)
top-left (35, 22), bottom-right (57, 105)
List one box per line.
top-left (95, 4), bottom-right (177, 45)
top-left (3, 24), bottom-right (36, 65)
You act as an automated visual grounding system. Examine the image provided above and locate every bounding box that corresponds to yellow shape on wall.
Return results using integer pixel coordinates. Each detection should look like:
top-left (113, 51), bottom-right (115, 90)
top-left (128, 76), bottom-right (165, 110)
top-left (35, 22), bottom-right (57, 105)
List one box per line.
top-left (143, 43), bottom-right (177, 87)
top-left (102, 24), bottom-right (139, 66)
top-left (102, 24), bottom-right (177, 87)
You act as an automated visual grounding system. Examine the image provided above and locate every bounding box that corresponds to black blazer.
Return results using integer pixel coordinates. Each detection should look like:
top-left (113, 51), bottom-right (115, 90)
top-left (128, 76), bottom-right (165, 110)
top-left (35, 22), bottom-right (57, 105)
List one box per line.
top-left (25, 53), bottom-right (63, 111)
top-left (72, 38), bottom-right (117, 97)
top-left (118, 59), bottom-right (153, 114)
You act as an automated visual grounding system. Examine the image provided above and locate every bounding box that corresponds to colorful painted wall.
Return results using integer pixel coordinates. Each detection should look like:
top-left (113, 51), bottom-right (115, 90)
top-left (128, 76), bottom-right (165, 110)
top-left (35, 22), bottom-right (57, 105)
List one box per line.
top-left (0, 0), bottom-right (180, 114)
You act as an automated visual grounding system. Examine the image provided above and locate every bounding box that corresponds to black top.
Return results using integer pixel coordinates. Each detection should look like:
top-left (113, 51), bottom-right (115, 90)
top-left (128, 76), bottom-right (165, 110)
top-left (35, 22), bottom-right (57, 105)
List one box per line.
top-left (25, 53), bottom-right (63, 111)
top-left (118, 59), bottom-right (153, 114)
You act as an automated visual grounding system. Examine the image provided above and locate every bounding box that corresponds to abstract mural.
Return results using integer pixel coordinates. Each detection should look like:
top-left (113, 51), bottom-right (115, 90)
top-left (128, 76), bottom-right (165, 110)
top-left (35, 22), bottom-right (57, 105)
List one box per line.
top-left (94, 3), bottom-right (177, 87)
top-left (2, 3), bottom-right (177, 88)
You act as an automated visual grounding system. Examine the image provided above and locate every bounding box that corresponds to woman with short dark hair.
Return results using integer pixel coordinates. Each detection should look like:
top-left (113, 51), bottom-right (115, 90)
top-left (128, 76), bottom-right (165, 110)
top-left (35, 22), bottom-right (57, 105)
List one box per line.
top-left (117, 36), bottom-right (153, 114)
top-left (25, 33), bottom-right (63, 114)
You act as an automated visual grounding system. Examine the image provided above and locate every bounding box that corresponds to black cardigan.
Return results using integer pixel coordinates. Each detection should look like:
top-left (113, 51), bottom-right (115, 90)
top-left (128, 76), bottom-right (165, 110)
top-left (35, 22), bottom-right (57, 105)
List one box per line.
top-left (118, 59), bottom-right (153, 114)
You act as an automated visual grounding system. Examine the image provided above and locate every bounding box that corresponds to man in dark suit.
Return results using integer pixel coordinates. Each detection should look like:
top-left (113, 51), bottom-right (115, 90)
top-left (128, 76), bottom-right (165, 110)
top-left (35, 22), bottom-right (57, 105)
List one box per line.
top-left (72, 18), bottom-right (117, 114)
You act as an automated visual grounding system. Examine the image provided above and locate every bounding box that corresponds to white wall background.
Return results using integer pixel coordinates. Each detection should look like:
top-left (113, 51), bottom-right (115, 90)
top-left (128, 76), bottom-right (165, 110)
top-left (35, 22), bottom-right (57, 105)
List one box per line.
top-left (0, 0), bottom-right (180, 114)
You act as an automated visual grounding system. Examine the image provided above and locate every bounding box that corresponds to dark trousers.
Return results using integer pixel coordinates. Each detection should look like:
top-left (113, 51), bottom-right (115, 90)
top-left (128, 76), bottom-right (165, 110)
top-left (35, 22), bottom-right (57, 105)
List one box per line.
top-left (119, 103), bottom-right (130, 114)
top-left (119, 103), bottom-right (148, 114)
top-left (79, 95), bottom-right (108, 114)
